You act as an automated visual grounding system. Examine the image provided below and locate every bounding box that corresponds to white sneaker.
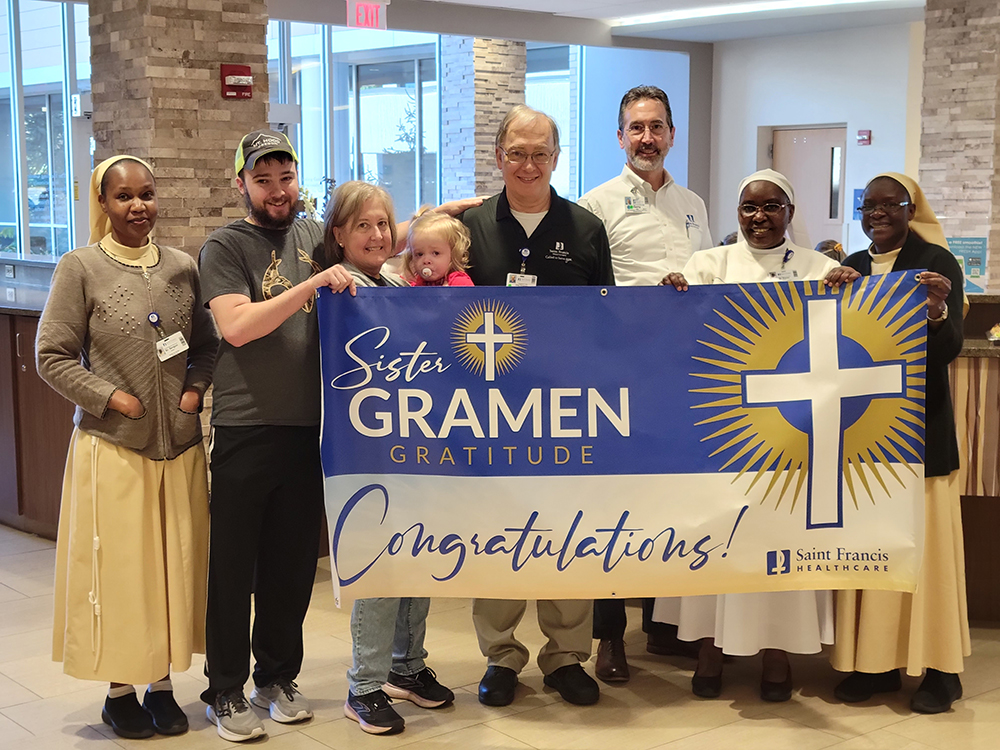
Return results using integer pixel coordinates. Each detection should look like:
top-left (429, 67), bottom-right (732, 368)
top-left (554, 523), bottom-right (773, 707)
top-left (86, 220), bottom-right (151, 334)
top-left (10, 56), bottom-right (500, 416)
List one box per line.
top-left (207, 689), bottom-right (265, 742)
top-left (251, 678), bottom-right (313, 723)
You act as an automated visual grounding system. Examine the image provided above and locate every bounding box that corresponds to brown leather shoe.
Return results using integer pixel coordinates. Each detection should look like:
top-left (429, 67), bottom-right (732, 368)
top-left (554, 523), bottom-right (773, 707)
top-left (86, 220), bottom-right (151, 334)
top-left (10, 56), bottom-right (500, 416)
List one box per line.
top-left (595, 639), bottom-right (630, 683)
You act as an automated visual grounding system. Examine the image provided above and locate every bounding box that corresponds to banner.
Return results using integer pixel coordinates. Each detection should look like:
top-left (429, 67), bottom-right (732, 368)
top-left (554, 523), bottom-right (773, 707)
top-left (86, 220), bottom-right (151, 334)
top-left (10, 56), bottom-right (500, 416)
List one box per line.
top-left (319, 272), bottom-right (927, 605)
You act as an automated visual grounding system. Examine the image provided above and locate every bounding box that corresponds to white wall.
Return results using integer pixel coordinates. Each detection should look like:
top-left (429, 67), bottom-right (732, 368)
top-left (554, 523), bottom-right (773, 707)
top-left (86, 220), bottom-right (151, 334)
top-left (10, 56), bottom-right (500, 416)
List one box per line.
top-left (711, 22), bottom-right (917, 255)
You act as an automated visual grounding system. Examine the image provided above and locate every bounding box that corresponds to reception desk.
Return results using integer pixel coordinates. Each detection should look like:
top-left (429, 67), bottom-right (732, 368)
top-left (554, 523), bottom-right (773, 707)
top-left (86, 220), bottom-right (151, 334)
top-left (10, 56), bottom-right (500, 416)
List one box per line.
top-left (952, 294), bottom-right (1000, 623)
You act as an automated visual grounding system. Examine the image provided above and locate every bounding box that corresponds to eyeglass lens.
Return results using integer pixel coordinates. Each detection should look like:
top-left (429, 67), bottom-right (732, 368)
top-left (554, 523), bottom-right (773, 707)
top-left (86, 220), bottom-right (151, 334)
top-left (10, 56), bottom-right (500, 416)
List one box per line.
top-left (739, 203), bottom-right (785, 217)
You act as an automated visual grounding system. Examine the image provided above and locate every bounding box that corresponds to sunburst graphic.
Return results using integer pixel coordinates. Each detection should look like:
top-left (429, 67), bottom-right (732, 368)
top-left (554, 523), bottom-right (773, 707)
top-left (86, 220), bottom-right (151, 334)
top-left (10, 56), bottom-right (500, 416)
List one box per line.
top-left (452, 300), bottom-right (527, 381)
top-left (840, 274), bottom-right (926, 507)
top-left (690, 278), bottom-right (925, 522)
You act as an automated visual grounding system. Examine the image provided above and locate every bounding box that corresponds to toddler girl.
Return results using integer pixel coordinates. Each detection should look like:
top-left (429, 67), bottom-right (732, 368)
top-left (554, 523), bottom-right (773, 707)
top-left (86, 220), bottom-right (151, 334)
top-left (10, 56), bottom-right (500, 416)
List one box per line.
top-left (403, 209), bottom-right (474, 286)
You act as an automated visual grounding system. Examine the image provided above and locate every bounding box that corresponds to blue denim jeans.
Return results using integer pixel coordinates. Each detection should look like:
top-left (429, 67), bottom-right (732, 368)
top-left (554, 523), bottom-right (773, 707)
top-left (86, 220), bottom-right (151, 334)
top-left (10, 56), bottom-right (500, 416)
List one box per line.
top-left (348, 597), bottom-right (430, 695)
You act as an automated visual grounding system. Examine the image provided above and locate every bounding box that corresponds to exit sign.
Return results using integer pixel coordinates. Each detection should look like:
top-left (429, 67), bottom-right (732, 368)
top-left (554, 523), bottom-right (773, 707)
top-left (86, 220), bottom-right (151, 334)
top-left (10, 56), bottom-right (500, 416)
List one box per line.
top-left (347, 0), bottom-right (388, 29)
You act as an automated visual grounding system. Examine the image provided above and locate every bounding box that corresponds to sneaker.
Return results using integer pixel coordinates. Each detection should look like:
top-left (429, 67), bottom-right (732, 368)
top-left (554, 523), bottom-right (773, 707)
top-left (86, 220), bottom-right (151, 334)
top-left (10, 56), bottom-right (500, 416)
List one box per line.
top-left (207, 689), bottom-right (266, 742)
top-left (251, 678), bottom-right (313, 723)
top-left (384, 667), bottom-right (455, 708)
top-left (142, 689), bottom-right (189, 735)
top-left (344, 689), bottom-right (405, 735)
top-left (102, 693), bottom-right (155, 739)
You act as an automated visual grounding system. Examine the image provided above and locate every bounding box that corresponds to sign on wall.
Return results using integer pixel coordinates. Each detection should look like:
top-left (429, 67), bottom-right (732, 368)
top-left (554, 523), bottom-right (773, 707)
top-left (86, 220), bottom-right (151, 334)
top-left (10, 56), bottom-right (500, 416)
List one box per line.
top-left (947, 237), bottom-right (988, 294)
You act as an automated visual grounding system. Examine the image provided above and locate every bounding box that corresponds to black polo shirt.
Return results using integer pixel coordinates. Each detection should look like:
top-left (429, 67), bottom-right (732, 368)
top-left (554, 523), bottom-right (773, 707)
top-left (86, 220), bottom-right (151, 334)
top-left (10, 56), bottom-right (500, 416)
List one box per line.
top-left (460, 188), bottom-right (615, 287)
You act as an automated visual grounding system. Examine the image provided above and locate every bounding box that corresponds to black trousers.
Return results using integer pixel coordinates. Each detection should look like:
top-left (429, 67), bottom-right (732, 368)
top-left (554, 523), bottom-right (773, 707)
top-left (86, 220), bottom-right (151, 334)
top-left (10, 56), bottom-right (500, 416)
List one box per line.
top-left (201, 425), bottom-right (324, 703)
top-left (593, 598), bottom-right (673, 641)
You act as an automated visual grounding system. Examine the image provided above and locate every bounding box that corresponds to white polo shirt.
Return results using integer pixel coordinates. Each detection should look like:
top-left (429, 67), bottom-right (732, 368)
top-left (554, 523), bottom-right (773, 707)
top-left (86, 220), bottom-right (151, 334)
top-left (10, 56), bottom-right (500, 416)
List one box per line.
top-left (578, 165), bottom-right (713, 287)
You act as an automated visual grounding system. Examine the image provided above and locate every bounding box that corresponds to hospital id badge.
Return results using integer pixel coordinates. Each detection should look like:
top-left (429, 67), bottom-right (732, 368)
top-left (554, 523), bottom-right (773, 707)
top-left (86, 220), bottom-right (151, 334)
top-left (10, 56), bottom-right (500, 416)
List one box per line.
top-left (156, 331), bottom-right (189, 362)
top-left (506, 273), bottom-right (537, 287)
top-left (624, 195), bottom-right (649, 214)
top-left (768, 269), bottom-right (798, 281)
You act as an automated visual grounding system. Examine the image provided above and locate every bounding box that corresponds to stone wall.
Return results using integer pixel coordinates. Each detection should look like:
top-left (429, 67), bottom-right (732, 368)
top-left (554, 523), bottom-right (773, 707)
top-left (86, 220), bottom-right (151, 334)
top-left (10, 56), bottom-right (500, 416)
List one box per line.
top-left (89, 0), bottom-right (269, 258)
top-left (439, 35), bottom-right (476, 202)
top-left (439, 37), bottom-right (526, 200)
top-left (921, 0), bottom-right (1000, 290)
top-left (472, 39), bottom-right (526, 196)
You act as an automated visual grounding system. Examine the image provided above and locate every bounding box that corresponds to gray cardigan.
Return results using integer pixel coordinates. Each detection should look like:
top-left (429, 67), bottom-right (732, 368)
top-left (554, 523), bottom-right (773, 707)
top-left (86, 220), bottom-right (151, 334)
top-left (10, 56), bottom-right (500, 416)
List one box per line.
top-left (36, 243), bottom-right (219, 460)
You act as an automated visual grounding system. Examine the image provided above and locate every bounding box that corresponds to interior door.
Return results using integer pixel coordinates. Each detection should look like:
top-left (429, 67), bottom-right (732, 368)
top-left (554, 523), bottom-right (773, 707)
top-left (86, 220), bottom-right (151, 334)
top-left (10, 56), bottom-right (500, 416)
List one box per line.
top-left (772, 128), bottom-right (847, 250)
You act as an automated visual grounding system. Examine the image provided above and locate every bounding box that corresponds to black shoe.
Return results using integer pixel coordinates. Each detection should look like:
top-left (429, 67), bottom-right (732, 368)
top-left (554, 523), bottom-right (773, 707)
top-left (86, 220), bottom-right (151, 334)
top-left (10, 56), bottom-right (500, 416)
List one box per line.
top-left (646, 628), bottom-right (700, 659)
top-left (543, 664), bottom-right (600, 705)
top-left (142, 689), bottom-right (188, 735)
top-left (102, 693), bottom-right (155, 739)
top-left (834, 670), bottom-right (902, 702)
top-left (384, 667), bottom-right (455, 708)
top-left (760, 669), bottom-right (793, 702)
top-left (344, 689), bottom-right (405, 735)
top-left (595, 639), bottom-right (630, 683)
top-left (691, 672), bottom-right (722, 698)
top-left (479, 665), bottom-right (518, 706)
top-left (911, 669), bottom-right (962, 714)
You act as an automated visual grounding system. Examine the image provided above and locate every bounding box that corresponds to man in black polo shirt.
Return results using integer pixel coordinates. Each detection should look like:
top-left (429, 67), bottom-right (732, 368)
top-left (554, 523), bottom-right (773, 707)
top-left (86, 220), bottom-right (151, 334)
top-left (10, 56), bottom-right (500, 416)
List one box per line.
top-left (460, 104), bottom-right (613, 708)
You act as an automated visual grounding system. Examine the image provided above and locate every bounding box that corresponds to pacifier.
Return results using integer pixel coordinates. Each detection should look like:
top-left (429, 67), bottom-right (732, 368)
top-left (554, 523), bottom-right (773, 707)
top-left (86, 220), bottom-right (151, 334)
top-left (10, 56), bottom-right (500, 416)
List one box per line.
top-left (421, 267), bottom-right (434, 279)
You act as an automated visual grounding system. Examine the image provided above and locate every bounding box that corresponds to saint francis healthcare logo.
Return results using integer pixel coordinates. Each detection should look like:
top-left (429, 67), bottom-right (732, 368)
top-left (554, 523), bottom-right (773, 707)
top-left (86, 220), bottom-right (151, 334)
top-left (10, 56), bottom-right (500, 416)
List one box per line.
top-left (452, 300), bottom-right (528, 381)
top-left (690, 275), bottom-right (926, 530)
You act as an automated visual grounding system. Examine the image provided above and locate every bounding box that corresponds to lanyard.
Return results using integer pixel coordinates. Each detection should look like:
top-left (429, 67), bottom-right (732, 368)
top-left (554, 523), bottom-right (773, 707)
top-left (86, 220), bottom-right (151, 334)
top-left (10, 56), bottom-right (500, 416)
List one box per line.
top-left (780, 247), bottom-right (794, 270)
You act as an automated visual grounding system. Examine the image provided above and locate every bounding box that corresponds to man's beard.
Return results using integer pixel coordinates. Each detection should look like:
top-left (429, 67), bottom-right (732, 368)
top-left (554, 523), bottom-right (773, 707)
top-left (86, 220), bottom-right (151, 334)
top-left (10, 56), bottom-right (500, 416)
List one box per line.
top-left (629, 148), bottom-right (665, 173)
top-left (244, 192), bottom-right (299, 229)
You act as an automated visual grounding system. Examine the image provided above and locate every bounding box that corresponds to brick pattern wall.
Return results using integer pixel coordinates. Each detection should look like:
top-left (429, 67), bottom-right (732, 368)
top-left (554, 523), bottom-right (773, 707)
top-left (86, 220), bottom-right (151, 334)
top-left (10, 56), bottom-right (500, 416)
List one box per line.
top-left (922, 0), bottom-right (999, 290)
top-left (473, 39), bottom-right (526, 196)
top-left (440, 38), bottom-right (526, 200)
top-left (89, 0), bottom-right (269, 259)
top-left (439, 36), bottom-right (476, 202)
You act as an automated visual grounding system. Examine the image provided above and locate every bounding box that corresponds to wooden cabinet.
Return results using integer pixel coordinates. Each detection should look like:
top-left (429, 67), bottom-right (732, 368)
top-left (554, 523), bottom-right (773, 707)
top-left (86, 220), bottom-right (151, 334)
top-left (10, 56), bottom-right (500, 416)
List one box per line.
top-left (0, 317), bottom-right (19, 522)
top-left (0, 313), bottom-right (75, 539)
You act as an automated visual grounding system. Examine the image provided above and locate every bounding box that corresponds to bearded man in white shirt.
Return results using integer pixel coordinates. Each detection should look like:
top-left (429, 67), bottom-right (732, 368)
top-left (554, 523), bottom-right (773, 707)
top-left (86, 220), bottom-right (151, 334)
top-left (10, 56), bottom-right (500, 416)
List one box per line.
top-left (577, 85), bottom-right (712, 683)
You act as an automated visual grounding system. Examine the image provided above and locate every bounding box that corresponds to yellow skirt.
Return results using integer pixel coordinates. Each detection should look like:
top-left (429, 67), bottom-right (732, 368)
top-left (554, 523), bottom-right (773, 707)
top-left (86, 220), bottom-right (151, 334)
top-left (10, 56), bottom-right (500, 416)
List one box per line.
top-left (833, 471), bottom-right (971, 676)
top-left (52, 429), bottom-right (209, 684)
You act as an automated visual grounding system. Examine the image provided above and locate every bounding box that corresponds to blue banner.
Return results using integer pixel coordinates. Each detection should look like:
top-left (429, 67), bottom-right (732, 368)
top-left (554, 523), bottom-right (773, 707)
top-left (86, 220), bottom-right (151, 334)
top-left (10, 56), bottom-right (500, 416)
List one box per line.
top-left (319, 272), bottom-right (927, 603)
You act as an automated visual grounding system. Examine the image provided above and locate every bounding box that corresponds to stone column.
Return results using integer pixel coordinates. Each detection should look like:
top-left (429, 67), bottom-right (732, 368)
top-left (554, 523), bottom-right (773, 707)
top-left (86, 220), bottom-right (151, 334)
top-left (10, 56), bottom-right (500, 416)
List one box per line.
top-left (921, 0), bottom-right (999, 291)
top-left (440, 36), bottom-right (526, 201)
top-left (88, 0), bottom-right (269, 258)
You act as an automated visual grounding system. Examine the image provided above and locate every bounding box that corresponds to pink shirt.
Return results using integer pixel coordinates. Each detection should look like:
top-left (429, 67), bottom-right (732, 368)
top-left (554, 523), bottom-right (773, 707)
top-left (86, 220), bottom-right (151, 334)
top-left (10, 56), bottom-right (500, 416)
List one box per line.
top-left (409, 270), bottom-right (475, 287)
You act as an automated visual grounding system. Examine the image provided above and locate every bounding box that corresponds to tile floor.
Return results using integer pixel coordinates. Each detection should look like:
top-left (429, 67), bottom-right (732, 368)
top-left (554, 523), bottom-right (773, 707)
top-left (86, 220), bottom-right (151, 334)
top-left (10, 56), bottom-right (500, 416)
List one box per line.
top-left (1, 523), bottom-right (998, 749)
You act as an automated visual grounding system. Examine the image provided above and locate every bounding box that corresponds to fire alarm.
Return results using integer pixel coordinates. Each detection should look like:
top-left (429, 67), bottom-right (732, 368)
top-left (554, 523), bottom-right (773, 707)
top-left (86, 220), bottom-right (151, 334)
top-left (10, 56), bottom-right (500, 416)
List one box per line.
top-left (221, 64), bottom-right (253, 99)
top-left (856, 130), bottom-right (872, 146)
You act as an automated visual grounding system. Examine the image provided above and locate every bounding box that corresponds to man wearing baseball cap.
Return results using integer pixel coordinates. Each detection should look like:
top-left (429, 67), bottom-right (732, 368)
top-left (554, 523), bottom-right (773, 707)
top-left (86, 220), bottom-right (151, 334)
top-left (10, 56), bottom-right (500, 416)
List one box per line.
top-left (197, 129), bottom-right (356, 741)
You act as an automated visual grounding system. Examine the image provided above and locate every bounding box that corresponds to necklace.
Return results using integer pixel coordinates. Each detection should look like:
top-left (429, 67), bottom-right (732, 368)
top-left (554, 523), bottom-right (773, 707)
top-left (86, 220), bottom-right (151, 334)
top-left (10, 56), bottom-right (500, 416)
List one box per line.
top-left (99, 240), bottom-right (158, 268)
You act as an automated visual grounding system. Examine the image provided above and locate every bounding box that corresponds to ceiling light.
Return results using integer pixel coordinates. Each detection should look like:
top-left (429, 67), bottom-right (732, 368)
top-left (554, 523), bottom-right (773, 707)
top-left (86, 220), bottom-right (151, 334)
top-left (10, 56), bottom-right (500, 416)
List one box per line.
top-left (612, 0), bottom-right (916, 27)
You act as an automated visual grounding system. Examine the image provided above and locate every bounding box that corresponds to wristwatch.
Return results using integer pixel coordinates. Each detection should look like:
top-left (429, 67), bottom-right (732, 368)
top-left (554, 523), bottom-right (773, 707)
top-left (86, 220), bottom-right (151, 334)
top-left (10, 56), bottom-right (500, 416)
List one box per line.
top-left (927, 303), bottom-right (948, 322)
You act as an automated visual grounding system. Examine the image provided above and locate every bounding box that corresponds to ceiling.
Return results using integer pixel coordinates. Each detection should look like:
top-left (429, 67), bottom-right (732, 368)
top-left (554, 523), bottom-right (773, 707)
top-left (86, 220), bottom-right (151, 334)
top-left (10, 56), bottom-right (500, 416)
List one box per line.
top-left (423, 0), bottom-right (925, 43)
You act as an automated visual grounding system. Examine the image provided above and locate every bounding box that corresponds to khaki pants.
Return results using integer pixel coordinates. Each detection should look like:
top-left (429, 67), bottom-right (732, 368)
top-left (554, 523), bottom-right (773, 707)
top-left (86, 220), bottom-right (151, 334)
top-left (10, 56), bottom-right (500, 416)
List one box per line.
top-left (472, 599), bottom-right (592, 675)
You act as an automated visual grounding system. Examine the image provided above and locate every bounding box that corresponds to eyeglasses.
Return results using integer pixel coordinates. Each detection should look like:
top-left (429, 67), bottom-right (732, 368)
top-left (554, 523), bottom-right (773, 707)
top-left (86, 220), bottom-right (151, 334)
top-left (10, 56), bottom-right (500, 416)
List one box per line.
top-left (859, 201), bottom-right (911, 215)
top-left (500, 147), bottom-right (554, 165)
top-left (625, 122), bottom-right (670, 137)
top-left (738, 202), bottom-right (790, 218)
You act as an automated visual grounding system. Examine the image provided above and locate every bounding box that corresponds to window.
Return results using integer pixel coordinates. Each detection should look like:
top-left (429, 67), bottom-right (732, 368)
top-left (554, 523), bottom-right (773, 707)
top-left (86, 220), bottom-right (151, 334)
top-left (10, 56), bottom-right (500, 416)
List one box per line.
top-left (526, 45), bottom-right (573, 200)
top-left (1, 1), bottom-right (16, 255)
top-left (291, 22), bottom-right (327, 214)
top-left (2, 0), bottom-right (85, 260)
